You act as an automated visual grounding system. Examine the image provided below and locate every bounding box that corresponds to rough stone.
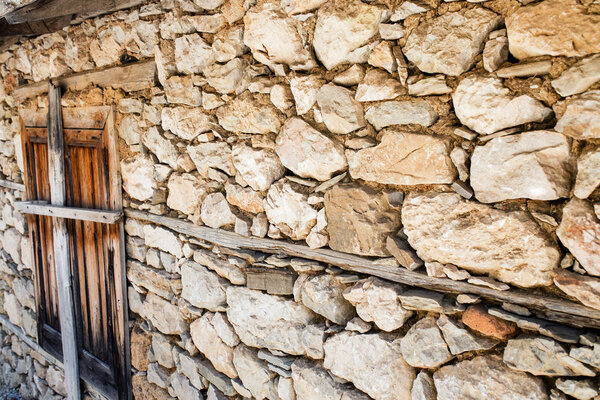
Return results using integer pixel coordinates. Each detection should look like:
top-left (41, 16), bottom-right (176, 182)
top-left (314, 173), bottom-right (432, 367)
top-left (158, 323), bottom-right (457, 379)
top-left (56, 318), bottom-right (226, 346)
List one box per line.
top-left (152, 333), bottom-right (174, 369)
top-left (313, 0), bottom-right (387, 70)
top-left (226, 286), bottom-right (324, 357)
top-left (233, 345), bottom-right (277, 400)
top-left (316, 84), bottom-right (365, 135)
top-left (144, 293), bottom-right (187, 335)
top-left (385, 236), bottom-right (423, 271)
top-left (181, 261), bottom-right (228, 311)
top-left (483, 34), bottom-right (508, 72)
top-left (170, 373), bottom-right (202, 400)
top-left (164, 76), bottom-right (202, 106)
top-left (120, 155), bottom-right (157, 202)
top-left (554, 270), bottom-right (600, 311)
top-left (355, 69), bottom-right (404, 102)
top-left (462, 305), bottom-right (516, 340)
top-left (191, 313), bottom-right (237, 378)
top-left (290, 75), bottom-right (323, 115)
top-left (162, 106), bottom-right (214, 141)
top-left (574, 147), bottom-right (600, 199)
top-left (368, 41), bottom-right (397, 73)
top-left (408, 75), bottom-right (452, 96)
top-left (556, 199), bottom-right (600, 276)
top-left (333, 64), bottom-right (365, 87)
top-left (343, 277), bottom-right (412, 331)
top-left (232, 143), bottom-right (285, 191)
top-left (225, 183), bottom-right (264, 214)
top-left (323, 332), bottom-right (415, 400)
top-left (398, 289), bottom-right (445, 313)
top-left (347, 130), bottom-right (455, 185)
top-left (194, 250), bottom-right (246, 285)
top-left (213, 26), bottom-right (248, 63)
top-left (204, 58), bottom-right (248, 94)
top-left (433, 355), bottom-right (548, 400)
top-left (217, 93), bottom-right (282, 134)
top-left (201, 192), bottom-right (237, 229)
top-left (296, 274), bottom-right (355, 325)
top-left (142, 127), bottom-right (179, 169)
top-left (506, 0), bottom-right (600, 59)
top-left (555, 90), bottom-right (600, 140)
top-left (324, 184), bottom-right (401, 256)
top-left (264, 180), bottom-right (318, 241)
top-left (437, 314), bottom-right (498, 355)
top-left (411, 371), bottom-right (436, 400)
top-left (552, 54), bottom-right (600, 97)
top-left (504, 336), bottom-right (595, 376)
top-left (401, 317), bottom-right (453, 368)
top-left (453, 76), bottom-right (552, 135)
top-left (167, 173), bottom-right (206, 215)
top-left (556, 379), bottom-right (598, 400)
top-left (404, 8), bottom-right (501, 76)
top-left (291, 358), bottom-right (366, 400)
top-left (403, 192), bottom-right (560, 287)
top-left (276, 118), bottom-right (347, 181)
top-left (174, 33), bottom-right (215, 74)
top-left (470, 131), bottom-right (574, 203)
top-left (243, 3), bottom-right (316, 72)
top-left (365, 100), bottom-right (437, 130)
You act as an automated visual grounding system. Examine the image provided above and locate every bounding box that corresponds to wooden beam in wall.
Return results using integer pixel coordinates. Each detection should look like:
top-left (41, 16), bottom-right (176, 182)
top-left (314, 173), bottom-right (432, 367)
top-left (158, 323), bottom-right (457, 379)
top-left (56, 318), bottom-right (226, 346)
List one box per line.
top-left (12, 60), bottom-right (156, 101)
top-left (0, 15), bottom-right (72, 37)
top-left (4, 0), bottom-right (146, 24)
top-left (125, 209), bottom-right (600, 330)
top-left (14, 201), bottom-right (123, 223)
top-left (47, 82), bottom-right (81, 400)
top-left (0, 179), bottom-right (25, 191)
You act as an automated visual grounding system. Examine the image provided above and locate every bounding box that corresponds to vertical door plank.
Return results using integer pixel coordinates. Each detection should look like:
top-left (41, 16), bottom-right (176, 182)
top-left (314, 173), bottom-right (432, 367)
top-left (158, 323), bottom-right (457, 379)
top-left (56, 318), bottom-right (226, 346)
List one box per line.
top-left (47, 82), bottom-right (81, 400)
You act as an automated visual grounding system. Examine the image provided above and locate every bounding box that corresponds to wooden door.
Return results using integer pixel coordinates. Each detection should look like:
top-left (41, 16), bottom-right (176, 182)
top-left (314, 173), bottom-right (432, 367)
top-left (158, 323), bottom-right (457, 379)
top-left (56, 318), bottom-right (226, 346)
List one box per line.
top-left (20, 107), bottom-right (130, 400)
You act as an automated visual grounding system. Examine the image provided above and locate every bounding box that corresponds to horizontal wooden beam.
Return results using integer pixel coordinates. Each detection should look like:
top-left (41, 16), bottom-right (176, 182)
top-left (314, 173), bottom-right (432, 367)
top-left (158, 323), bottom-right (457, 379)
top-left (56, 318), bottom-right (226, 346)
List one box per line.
top-left (12, 59), bottom-right (156, 101)
top-left (0, 15), bottom-right (72, 37)
top-left (125, 209), bottom-right (600, 329)
top-left (15, 201), bottom-right (122, 223)
top-left (20, 106), bottom-right (111, 129)
top-left (4, 0), bottom-right (145, 24)
top-left (0, 179), bottom-right (25, 191)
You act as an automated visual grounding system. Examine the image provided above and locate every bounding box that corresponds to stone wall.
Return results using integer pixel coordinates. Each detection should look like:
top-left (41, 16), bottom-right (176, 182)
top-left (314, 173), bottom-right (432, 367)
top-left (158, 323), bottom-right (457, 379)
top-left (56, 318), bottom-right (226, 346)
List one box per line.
top-left (0, 0), bottom-right (600, 399)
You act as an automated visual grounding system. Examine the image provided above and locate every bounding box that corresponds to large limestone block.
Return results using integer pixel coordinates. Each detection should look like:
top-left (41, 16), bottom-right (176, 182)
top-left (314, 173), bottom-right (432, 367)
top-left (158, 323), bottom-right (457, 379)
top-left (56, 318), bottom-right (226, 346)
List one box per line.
top-left (402, 192), bottom-right (560, 287)
top-left (296, 274), bottom-right (355, 325)
top-left (313, 0), bottom-right (387, 70)
top-left (120, 155), bottom-right (157, 202)
top-left (323, 332), bottom-right (415, 400)
top-left (276, 118), bottom-right (347, 181)
top-left (232, 143), bottom-right (285, 191)
top-left (191, 314), bottom-right (237, 379)
top-left (347, 130), bottom-right (456, 186)
top-left (243, 3), bottom-right (316, 72)
top-left (404, 8), bottom-right (501, 76)
top-left (226, 286), bottom-right (325, 357)
top-left (453, 76), bottom-right (552, 135)
top-left (324, 184), bottom-right (401, 256)
top-left (217, 93), bottom-right (282, 134)
top-left (470, 131), bottom-right (574, 203)
top-left (555, 90), bottom-right (600, 140)
top-left (506, 0), bottom-right (600, 59)
top-left (291, 359), bottom-right (369, 400)
top-left (316, 84), bottom-right (365, 135)
top-left (433, 355), bottom-right (548, 400)
top-left (181, 261), bottom-right (229, 311)
top-left (162, 106), bottom-right (214, 140)
top-left (167, 173), bottom-right (206, 215)
top-left (343, 277), bottom-right (413, 332)
top-left (556, 199), bottom-right (600, 276)
top-left (264, 180), bottom-right (318, 241)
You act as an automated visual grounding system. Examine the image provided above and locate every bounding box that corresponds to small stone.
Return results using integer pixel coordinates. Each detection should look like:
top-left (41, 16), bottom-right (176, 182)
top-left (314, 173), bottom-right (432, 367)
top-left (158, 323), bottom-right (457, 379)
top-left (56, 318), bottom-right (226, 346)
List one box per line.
top-left (120, 155), bottom-right (157, 202)
top-left (276, 118), bottom-right (347, 181)
top-left (144, 293), bottom-right (188, 335)
top-left (162, 106), bottom-right (214, 140)
top-left (457, 294), bottom-right (480, 304)
top-left (345, 317), bottom-right (371, 334)
top-left (450, 147), bottom-right (469, 182)
top-left (555, 90), bottom-right (600, 140)
top-left (313, 0), bottom-right (387, 70)
top-left (437, 314), bottom-right (498, 355)
top-left (175, 33), bottom-right (215, 74)
top-left (433, 355), bottom-right (548, 400)
top-left (355, 69), bottom-right (404, 102)
top-left (570, 343), bottom-right (600, 369)
top-left (401, 316), bottom-right (453, 369)
top-left (347, 130), bottom-right (455, 185)
top-left (496, 60), bottom-right (553, 78)
top-left (404, 8), bottom-right (501, 76)
top-left (333, 65), bottom-right (365, 87)
top-left (453, 76), bottom-right (552, 135)
top-left (391, 0), bottom-right (429, 20)
top-left (194, 249), bottom-right (246, 286)
top-left (379, 24), bottom-right (405, 40)
top-left (291, 358), bottom-right (367, 400)
top-left (552, 54), bottom-right (600, 97)
top-left (290, 75), bottom-right (324, 115)
top-left (408, 76), bottom-right (452, 96)
top-left (368, 41), bottom-right (397, 73)
top-left (217, 93), bottom-right (282, 134)
top-left (251, 213), bottom-right (269, 237)
top-left (411, 371), bottom-right (436, 400)
top-left (164, 76), bottom-right (202, 106)
top-left (554, 269), bottom-right (600, 311)
top-left (556, 199), bottom-right (600, 276)
top-left (232, 143), bottom-right (285, 191)
top-left (316, 84), bottom-right (365, 134)
top-left (462, 305), bottom-right (516, 340)
top-left (325, 184), bottom-right (401, 256)
top-left (451, 181), bottom-right (474, 200)
top-left (365, 100), bottom-right (438, 130)
top-left (453, 126), bottom-right (478, 141)
top-left (483, 34), bottom-right (508, 72)
top-left (143, 225), bottom-right (183, 258)
top-left (506, 0), bottom-right (600, 59)
top-left (574, 147), bottom-right (600, 199)
top-left (296, 274), bottom-right (355, 325)
top-left (213, 25), bottom-right (248, 63)
top-left (201, 192), bottom-right (236, 229)
top-left (270, 84), bottom-right (294, 112)
top-left (385, 236), bottom-right (423, 271)
top-left (343, 277), bottom-right (412, 332)
top-left (225, 183), bottom-right (264, 214)
top-left (399, 289), bottom-right (444, 313)
top-left (323, 332), bottom-right (415, 400)
top-left (264, 180), bottom-right (318, 241)
top-left (556, 379), bottom-right (599, 400)
top-left (504, 336), bottom-right (595, 376)
top-left (204, 58), bottom-right (247, 94)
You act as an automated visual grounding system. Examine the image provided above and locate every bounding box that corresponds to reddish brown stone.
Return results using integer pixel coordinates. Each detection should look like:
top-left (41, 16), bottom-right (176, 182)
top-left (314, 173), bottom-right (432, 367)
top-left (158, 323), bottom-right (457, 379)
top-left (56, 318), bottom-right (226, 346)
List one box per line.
top-left (132, 374), bottom-right (170, 400)
top-left (131, 323), bottom-right (152, 372)
top-left (461, 305), bottom-right (516, 340)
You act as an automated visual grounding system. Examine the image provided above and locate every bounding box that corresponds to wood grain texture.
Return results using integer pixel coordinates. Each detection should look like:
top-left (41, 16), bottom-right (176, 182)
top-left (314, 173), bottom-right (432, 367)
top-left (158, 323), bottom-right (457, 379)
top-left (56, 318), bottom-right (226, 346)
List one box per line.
top-left (0, 179), bottom-right (25, 191)
top-left (13, 60), bottom-right (156, 101)
top-left (125, 209), bottom-right (600, 329)
top-left (20, 106), bottom-right (111, 129)
top-left (47, 82), bottom-right (81, 400)
top-left (14, 200), bottom-right (123, 223)
top-left (4, 0), bottom-right (145, 23)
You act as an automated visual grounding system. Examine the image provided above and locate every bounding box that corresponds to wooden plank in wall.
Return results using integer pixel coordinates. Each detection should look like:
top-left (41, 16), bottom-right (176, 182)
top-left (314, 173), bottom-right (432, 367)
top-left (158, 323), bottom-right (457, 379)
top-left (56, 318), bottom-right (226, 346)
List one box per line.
top-left (14, 200), bottom-right (123, 223)
top-left (0, 179), bottom-right (25, 191)
top-left (47, 82), bottom-right (81, 400)
top-left (4, 0), bottom-right (146, 23)
top-left (20, 106), bottom-right (111, 129)
top-left (12, 60), bottom-right (156, 102)
top-left (246, 267), bottom-right (296, 295)
top-left (124, 209), bottom-right (600, 330)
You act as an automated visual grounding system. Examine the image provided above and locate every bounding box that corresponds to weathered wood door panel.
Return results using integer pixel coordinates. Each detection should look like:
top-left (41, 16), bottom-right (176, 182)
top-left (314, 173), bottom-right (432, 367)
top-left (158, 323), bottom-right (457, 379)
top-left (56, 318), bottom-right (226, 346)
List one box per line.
top-left (20, 107), bottom-right (129, 400)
